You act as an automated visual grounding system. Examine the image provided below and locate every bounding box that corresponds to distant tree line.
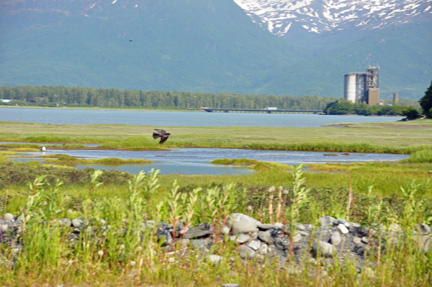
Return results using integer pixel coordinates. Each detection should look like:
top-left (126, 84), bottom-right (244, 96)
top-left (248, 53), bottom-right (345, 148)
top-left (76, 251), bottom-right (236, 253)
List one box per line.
top-left (0, 85), bottom-right (338, 110)
top-left (324, 100), bottom-right (420, 119)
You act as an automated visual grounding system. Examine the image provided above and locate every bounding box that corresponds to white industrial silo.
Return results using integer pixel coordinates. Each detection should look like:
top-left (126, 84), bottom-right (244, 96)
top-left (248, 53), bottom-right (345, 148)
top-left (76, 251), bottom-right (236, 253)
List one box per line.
top-left (344, 73), bottom-right (357, 103)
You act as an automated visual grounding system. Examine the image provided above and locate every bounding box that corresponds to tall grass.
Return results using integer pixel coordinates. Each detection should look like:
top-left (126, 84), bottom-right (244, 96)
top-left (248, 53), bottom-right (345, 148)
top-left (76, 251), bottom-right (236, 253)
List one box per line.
top-left (1, 167), bottom-right (431, 286)
top-left (402, 148), bottom-right (432, 163)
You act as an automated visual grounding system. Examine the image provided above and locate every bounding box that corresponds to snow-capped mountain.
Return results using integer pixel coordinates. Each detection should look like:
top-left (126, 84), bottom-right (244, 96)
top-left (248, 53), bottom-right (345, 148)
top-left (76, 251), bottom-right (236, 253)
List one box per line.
top-left (233, 0), bottom-right (432, 36)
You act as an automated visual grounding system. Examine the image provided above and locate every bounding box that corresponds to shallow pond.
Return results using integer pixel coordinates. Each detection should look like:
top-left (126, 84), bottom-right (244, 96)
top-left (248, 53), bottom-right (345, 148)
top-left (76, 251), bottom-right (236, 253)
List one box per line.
top-left (12, 148), bottom-right (410, 175)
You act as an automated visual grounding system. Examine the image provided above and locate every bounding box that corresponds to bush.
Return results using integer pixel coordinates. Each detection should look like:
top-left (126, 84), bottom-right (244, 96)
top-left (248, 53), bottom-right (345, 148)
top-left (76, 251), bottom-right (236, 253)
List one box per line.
top-left (402, 107), bottom-right (420, 120)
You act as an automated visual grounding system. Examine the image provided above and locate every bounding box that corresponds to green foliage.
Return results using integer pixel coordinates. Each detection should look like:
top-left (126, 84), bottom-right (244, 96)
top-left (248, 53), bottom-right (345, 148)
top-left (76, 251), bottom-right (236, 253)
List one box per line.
top-left (402, 107), bottom-right (420, 120)
top-left (402, 148), bottom-right (432, 163)
top-left (324, 99), bottom-right (418, 116)
top-left (324, 99), bottom-right (353, 115)
top-left (0, 85), bottom-right (337, 110)
top-left (287, 165), bottom-right (310, 223)
top-left (89, 170), bottom-right (103, 194)
top-left (419, 80), bottom-right (432, 118)
top-left (398, 181), bottom-right (431, 227)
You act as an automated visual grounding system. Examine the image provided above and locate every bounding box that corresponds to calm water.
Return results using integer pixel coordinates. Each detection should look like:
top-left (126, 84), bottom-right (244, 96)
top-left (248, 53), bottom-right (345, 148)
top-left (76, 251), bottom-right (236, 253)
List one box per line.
top-left (0, 107), bottom-right (403, 127)
top-left (14, 148), bottom-right (409, 175)
top-left (1, 107), bottom-right (407, 175)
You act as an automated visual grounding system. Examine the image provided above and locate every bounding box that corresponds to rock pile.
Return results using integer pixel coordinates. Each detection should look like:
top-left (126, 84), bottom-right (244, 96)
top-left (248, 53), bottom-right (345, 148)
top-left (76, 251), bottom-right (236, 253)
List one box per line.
top-left (1, 212), bottom-right (431, 274)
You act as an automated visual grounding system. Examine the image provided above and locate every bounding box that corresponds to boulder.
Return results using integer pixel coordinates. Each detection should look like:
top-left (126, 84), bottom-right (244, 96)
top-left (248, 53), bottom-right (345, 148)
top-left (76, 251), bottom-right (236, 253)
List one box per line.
top-left (229, 213), bottom-right (261, 235)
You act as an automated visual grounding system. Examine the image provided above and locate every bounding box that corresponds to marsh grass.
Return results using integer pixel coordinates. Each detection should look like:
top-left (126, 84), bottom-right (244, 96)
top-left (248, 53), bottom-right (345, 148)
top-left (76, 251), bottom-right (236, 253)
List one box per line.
top-left (211, 158), bottom-right (292, 171)
top-left (402, 148), bottom-right (432, 163)
top-left (42, 154), bottom-right (154, 165)
top-left (1, 121), bottom-right (431, 153)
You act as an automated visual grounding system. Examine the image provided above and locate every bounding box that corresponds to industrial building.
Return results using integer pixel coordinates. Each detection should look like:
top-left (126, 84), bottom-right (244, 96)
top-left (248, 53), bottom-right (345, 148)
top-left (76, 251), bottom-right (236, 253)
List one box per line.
top-left (344, 67), bottom-right (381, 105)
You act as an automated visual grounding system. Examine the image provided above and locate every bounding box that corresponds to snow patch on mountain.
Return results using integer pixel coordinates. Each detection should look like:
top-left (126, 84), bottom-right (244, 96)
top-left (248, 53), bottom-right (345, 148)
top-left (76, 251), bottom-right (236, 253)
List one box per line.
top-left (233, 0), bottom-right (432, 35)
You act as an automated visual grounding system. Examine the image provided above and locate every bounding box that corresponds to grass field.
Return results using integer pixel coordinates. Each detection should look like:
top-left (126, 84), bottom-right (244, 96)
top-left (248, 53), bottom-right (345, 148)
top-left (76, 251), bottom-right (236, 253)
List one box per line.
top-left (1, 119), bottom-right (431, 152)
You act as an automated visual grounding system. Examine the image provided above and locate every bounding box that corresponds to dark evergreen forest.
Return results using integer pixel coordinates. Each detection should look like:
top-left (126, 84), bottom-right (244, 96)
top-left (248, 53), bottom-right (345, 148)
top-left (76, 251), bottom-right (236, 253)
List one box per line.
top-left (0, 86), bottom-right (338, 110)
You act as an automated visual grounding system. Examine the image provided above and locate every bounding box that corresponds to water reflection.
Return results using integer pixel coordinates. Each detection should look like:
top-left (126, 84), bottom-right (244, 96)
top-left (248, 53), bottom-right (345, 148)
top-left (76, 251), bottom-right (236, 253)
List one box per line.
top-left (9, 148), bottom-right (410, 175)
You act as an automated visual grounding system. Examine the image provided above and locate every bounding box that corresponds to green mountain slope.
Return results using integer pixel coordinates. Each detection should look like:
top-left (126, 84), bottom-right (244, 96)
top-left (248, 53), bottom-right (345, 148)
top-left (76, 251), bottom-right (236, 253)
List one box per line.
top-left (0, 0), bottom-right (430, 99)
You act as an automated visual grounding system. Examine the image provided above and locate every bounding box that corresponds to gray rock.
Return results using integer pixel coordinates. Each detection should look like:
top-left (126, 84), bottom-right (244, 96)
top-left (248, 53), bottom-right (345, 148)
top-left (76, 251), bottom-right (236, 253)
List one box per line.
top-left (274, 223), bottom-right (284, 229)
top-left (292, 232), bottom-right (302, 243)
top-left (295, 223), bottom-right (306, 231)
top-left (354, 244), bottom-right (368, 256)
top-left (230, 213), bottom-right (261, 235)
top-left (248, 240), bottom-right (261, 251)
top-left (361, 236), bottom-right (369, 244)
top-left (258, 243), bottom-right (269, 255)
top-left (331, 231), bottom-right (342, 246)
top-left (337, 224), bottom-right (349, 234)
top-left (417, 235), bottom-right (431, 253)
top-left (230, 233), bottom-right (250, 244)
top-left (239, 245), bottom-right (256, 259)
top-left (320, 216), bottom-right (336, 227)
top-left (336, 218), bottom-right (348, 225)
top-left (258, 223), bottom-right (274, 230)
top-left (58, 218), bottom-right (71, 227)
top-left (156, 228), bottom-right (172, 246)
top-left (353, 237), bottom-right (362, 245)
top-left (221, 284), bottom-right (239, 287)
top-left (312, 241), bottom-right (337, 257)
top-left (3, 213), bottom-right (14, 222)
top-left (72, 219), bottom-right (83, 228)
top-left (0, 224), bottom-right (8, 232)
top-left (222, 225), bottom-right (231, 235)
top-left (208, 254), bottom-right (223, 265)
top-left (184, 223), bottom-right (212, 239)
top-left (273, 237), bottom-right (290, 251)
top-left (250, 231), bottom-right (258, 240)
top-left (258, 230), bottom-right (272, 243)
top-left (348, 223), bottom-right (361, 234)
top-left (420, 223), bottom-right (431, 235)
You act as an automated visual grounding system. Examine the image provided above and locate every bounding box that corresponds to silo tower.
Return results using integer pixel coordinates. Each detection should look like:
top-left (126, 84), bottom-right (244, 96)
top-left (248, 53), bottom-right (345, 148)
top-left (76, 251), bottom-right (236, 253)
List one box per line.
top-left (344, 66), bottom-right (380, 105)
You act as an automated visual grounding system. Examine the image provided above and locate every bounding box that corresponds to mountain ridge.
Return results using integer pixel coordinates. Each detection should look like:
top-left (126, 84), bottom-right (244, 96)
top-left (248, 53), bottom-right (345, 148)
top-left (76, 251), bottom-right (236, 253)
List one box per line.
top-left (0, 0), bottom-right (431, 99)
top-left (233, 0), bottom-right (432, 36)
